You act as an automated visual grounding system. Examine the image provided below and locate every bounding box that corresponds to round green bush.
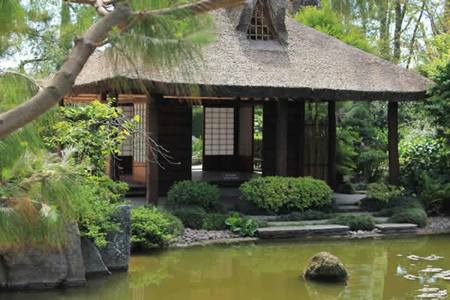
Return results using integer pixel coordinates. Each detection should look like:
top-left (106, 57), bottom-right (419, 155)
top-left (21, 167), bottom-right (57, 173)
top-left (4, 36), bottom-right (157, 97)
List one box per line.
top-left (170, 206), bottom-right (207, 229)
top-left (330, 215), bottom-right (376, 231)
top-left (389, 208), bottom-right (428, 228)
top-left (239, 176), bottom-right (333, 213)
top-left (130, 206), bottom-right (184, 250)
top-left (166, 181), bottom-right (219, 212)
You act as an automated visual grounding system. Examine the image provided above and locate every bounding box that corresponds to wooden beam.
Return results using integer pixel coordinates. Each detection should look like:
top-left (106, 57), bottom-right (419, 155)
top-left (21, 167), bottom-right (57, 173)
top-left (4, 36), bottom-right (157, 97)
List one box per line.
top-left (297, 100), bottom-right (306, 177)
top-left (146, 94), bottom-right (162, 205)
top-left (328, 101), bottom-right (337, 189)
top-left (276, 98), bottom-right (288, 176)
top-left (388, 101), bottom-right (400, 186)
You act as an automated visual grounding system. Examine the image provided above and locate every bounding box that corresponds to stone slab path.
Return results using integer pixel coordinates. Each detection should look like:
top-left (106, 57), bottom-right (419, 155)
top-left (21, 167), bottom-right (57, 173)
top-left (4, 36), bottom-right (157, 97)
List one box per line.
top-left (376, 223), bottom-right (418, 234)
top-left (257, 225), bottom-right (349, 239)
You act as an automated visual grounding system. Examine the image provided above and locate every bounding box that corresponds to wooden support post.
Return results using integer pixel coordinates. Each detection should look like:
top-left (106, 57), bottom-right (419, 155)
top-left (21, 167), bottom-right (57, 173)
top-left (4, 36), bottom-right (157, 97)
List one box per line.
top-left (297, 100), bottom-right (306, 177)
top-left (328, 101), bottom-right (337, 189)
top-left (276, 98), bottom-right (288, 176)
top-left (388, 101), bottom-right (400, 186)
top-left (108, 91), bottom-right (120, 181)
top-left (146, 94), bottom-right (161, 205)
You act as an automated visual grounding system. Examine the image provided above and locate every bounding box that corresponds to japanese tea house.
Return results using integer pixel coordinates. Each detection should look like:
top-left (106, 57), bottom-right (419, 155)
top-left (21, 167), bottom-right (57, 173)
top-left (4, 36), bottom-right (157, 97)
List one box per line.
top-left (67, 0), bottom-right (432, 204)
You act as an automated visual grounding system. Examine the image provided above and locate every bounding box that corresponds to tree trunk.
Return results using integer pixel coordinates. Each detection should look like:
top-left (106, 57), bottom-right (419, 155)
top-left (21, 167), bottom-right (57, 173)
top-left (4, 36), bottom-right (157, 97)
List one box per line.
top-left (0, 5), bottom-right (133, 138)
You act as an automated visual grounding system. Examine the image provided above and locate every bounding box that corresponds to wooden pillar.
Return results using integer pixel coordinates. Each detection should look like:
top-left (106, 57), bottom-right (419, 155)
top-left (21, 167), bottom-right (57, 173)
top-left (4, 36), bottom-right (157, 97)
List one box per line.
top-left (146, 94), bottom-right (161, 205)
top-left (297, 99), bottom-right (306, 177)
top-left (388, 101), bottom-right (400, 186)
top-left (108, 91), bottom-right (120, 181)
top-left (276, 98), bottom-right (288, 176)
top-left (328, 101), bottom-right (337, 189)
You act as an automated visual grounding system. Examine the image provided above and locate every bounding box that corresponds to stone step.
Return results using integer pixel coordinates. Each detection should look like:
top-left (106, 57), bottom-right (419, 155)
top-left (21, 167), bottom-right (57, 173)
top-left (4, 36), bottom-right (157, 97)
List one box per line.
top-left (257, 225), bottom-right (349, 239)
top-left (336, 205), bottom-right (362, 212)
top-left (375, 223), bottom-right (418, 234)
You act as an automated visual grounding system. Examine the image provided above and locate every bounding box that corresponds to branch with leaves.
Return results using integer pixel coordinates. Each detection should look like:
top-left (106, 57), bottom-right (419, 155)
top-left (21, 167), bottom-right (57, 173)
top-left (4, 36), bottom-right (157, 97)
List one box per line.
top-left (0, 0), bottom-right (244, 138)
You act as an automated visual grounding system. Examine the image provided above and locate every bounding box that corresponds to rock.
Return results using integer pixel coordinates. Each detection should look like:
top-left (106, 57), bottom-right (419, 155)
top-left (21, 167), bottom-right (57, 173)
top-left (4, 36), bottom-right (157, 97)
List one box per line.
top-left (99, 205), bottom-right (131, 271)
top-left (303, 252), bottom-right (347, 283)
top-left (0, 222), bottom-right (86, 290)
top-left (81, 237), bottom-right (111, 277)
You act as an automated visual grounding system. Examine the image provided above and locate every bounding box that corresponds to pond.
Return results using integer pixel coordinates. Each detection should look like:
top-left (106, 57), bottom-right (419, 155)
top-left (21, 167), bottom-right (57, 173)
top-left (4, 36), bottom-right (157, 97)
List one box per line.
top-left (3, 235), bottom-right (450, 300)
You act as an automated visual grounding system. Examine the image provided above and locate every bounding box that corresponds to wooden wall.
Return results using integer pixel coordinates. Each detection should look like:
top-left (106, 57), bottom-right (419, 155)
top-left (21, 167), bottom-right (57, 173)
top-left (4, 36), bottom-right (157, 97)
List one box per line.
top-left (157, 101), bottom-right (193, 195)
top-left (262, 100), bottom-right (329, 181)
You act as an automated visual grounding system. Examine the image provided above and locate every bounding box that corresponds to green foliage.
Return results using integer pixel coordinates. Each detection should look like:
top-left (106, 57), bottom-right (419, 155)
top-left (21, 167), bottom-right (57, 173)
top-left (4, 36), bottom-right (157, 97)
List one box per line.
top-left (419, 174), bottom-right (450, 215)
top-left (277, 210), bottom-right (331, 221)
top-left (46, 100), bottom-right (138, 176)
top-left (254, 107), bottom-right (263, 139)
top-left (192, 137), bottom-right (203, 165)
top-left (418, 33), bottom-right (450, 79)
top-left (202, 213), bottom-right (230, 231)
top-left (239, 177), bottom-right (333, 213)
top-left (366, 183), bottom-right (402, 203)
top-left (253, 137), bottom-right (263, 160)
top-left (400, 138), bottom-right (450, 194)
top-left (294, 1), bottom-right (375, 53)
top-left (169, 206), bottom-right (207, 229)
top-left (192, 107), bottom-right (203, 138)
top-left (426, 60), bottom-right (450, 143)
top-left (130, 206), bottom-right (184, 250)
top-left (330, 215), bottom-right (376, 231)
top-left (72, 176), bottom-right (126, 248)
top-left (360, 196), bottom-right (423, 214)
top-left (355, 150), bottom-right (387, 182)
top-left (389, 208), bottom-right (428, 228)
top-left (225, 213), bottom-right (258, 237)
top-left (166, 181), bottom-right (220, 212)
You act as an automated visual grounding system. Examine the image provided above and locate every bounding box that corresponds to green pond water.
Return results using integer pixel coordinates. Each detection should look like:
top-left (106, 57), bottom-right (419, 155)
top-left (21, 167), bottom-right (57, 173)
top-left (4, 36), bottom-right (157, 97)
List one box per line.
top-left (3, 235), bottom-right (450, 300)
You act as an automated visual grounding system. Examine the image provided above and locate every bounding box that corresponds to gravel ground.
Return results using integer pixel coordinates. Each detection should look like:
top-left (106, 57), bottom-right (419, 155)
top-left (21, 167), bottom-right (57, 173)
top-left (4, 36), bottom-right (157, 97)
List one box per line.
top-left (419, 216), bottom-right (450, 234)
top-left (170, 228), bottom-right (243, 247)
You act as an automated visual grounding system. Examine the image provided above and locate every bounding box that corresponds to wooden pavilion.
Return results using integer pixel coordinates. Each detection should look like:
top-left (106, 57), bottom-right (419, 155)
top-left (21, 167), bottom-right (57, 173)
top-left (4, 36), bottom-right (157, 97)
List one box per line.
top-left (68, 0), bottom-right (432, 204)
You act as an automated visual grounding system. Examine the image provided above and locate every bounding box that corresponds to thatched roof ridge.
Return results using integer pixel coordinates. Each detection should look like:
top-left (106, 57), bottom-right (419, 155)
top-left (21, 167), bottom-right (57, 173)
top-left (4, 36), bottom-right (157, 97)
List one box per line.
top-left (73, 9), bottom-right (432, 101)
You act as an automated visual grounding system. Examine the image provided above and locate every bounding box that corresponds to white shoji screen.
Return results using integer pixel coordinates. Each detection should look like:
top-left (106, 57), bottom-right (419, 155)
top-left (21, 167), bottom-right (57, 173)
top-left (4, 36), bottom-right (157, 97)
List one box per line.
top-left (204, 107), bottom-right (234, 156)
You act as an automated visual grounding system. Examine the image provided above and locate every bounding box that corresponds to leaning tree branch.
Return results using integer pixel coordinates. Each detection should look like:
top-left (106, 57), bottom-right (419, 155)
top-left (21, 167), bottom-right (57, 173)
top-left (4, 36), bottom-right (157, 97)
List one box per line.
top-left (0, 5), bottom-right (133, 138)
top-left (0, 0), bottom-right (244, 139)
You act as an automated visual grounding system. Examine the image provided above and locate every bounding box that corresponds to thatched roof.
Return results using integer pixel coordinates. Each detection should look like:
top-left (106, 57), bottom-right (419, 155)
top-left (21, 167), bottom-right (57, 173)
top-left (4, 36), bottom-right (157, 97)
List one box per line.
top-left (73, 5), bottom-right (432, 101)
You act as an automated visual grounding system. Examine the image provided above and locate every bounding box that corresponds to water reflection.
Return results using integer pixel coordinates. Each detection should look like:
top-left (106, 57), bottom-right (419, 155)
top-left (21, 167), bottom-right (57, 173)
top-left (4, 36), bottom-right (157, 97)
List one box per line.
top-left (1, 235), bottom-right (450, 300)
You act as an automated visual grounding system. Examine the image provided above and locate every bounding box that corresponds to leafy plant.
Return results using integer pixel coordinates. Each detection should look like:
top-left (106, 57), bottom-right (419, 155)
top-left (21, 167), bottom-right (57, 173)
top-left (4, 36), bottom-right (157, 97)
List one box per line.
top-left (46, 100), bottom-right (138, 175)
top-left (330, 215), bottom-right (376, 231)
top-left (130, 206), bottom-right (184, 250)
top-left (225, 213), bottom-right (258, 237)
top-left (366, 183), bottom-right (402, 203)
top-left (419, 174), bottom-right (450, 215)
top-left (389, 208), bottom-right (428, 228)
top-left (166, 181), bottom-right (220, 212)
top-left (239, 177), bottom-right (333, 213)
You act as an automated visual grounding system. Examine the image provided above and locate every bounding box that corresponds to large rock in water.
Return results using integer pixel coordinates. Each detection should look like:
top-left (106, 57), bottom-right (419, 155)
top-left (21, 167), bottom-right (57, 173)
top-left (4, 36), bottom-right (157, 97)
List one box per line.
top-left (81, 237), bottom-right (111, 277)
top-left (0, 223), bottom-right (86, 290)
top-left (99, 205), bottom-right (131, 271)
top-left (303, 252), bottom-right (347, 283)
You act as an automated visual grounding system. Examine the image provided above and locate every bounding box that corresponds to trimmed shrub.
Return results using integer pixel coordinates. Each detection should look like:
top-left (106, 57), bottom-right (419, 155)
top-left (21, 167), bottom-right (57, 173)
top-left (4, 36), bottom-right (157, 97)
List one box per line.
top-left (254, 219), bottom-right (269, 228)
top-left (278, 210), bottom-right (330, 221)
top-left (330, 215), bottom-right (376, 231)
top-left (170, 206), bottom-right (207, 229)
top-left (389, 208), bottom-right (428, 228)
top-left (239, 176), bottom-right (333, 213)
top-left (130, 206), bottom-right (184, 250)
top-left (166, 181), bottom-right (219, 212)
top-left (202, 213), bottom-right (229, 231)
